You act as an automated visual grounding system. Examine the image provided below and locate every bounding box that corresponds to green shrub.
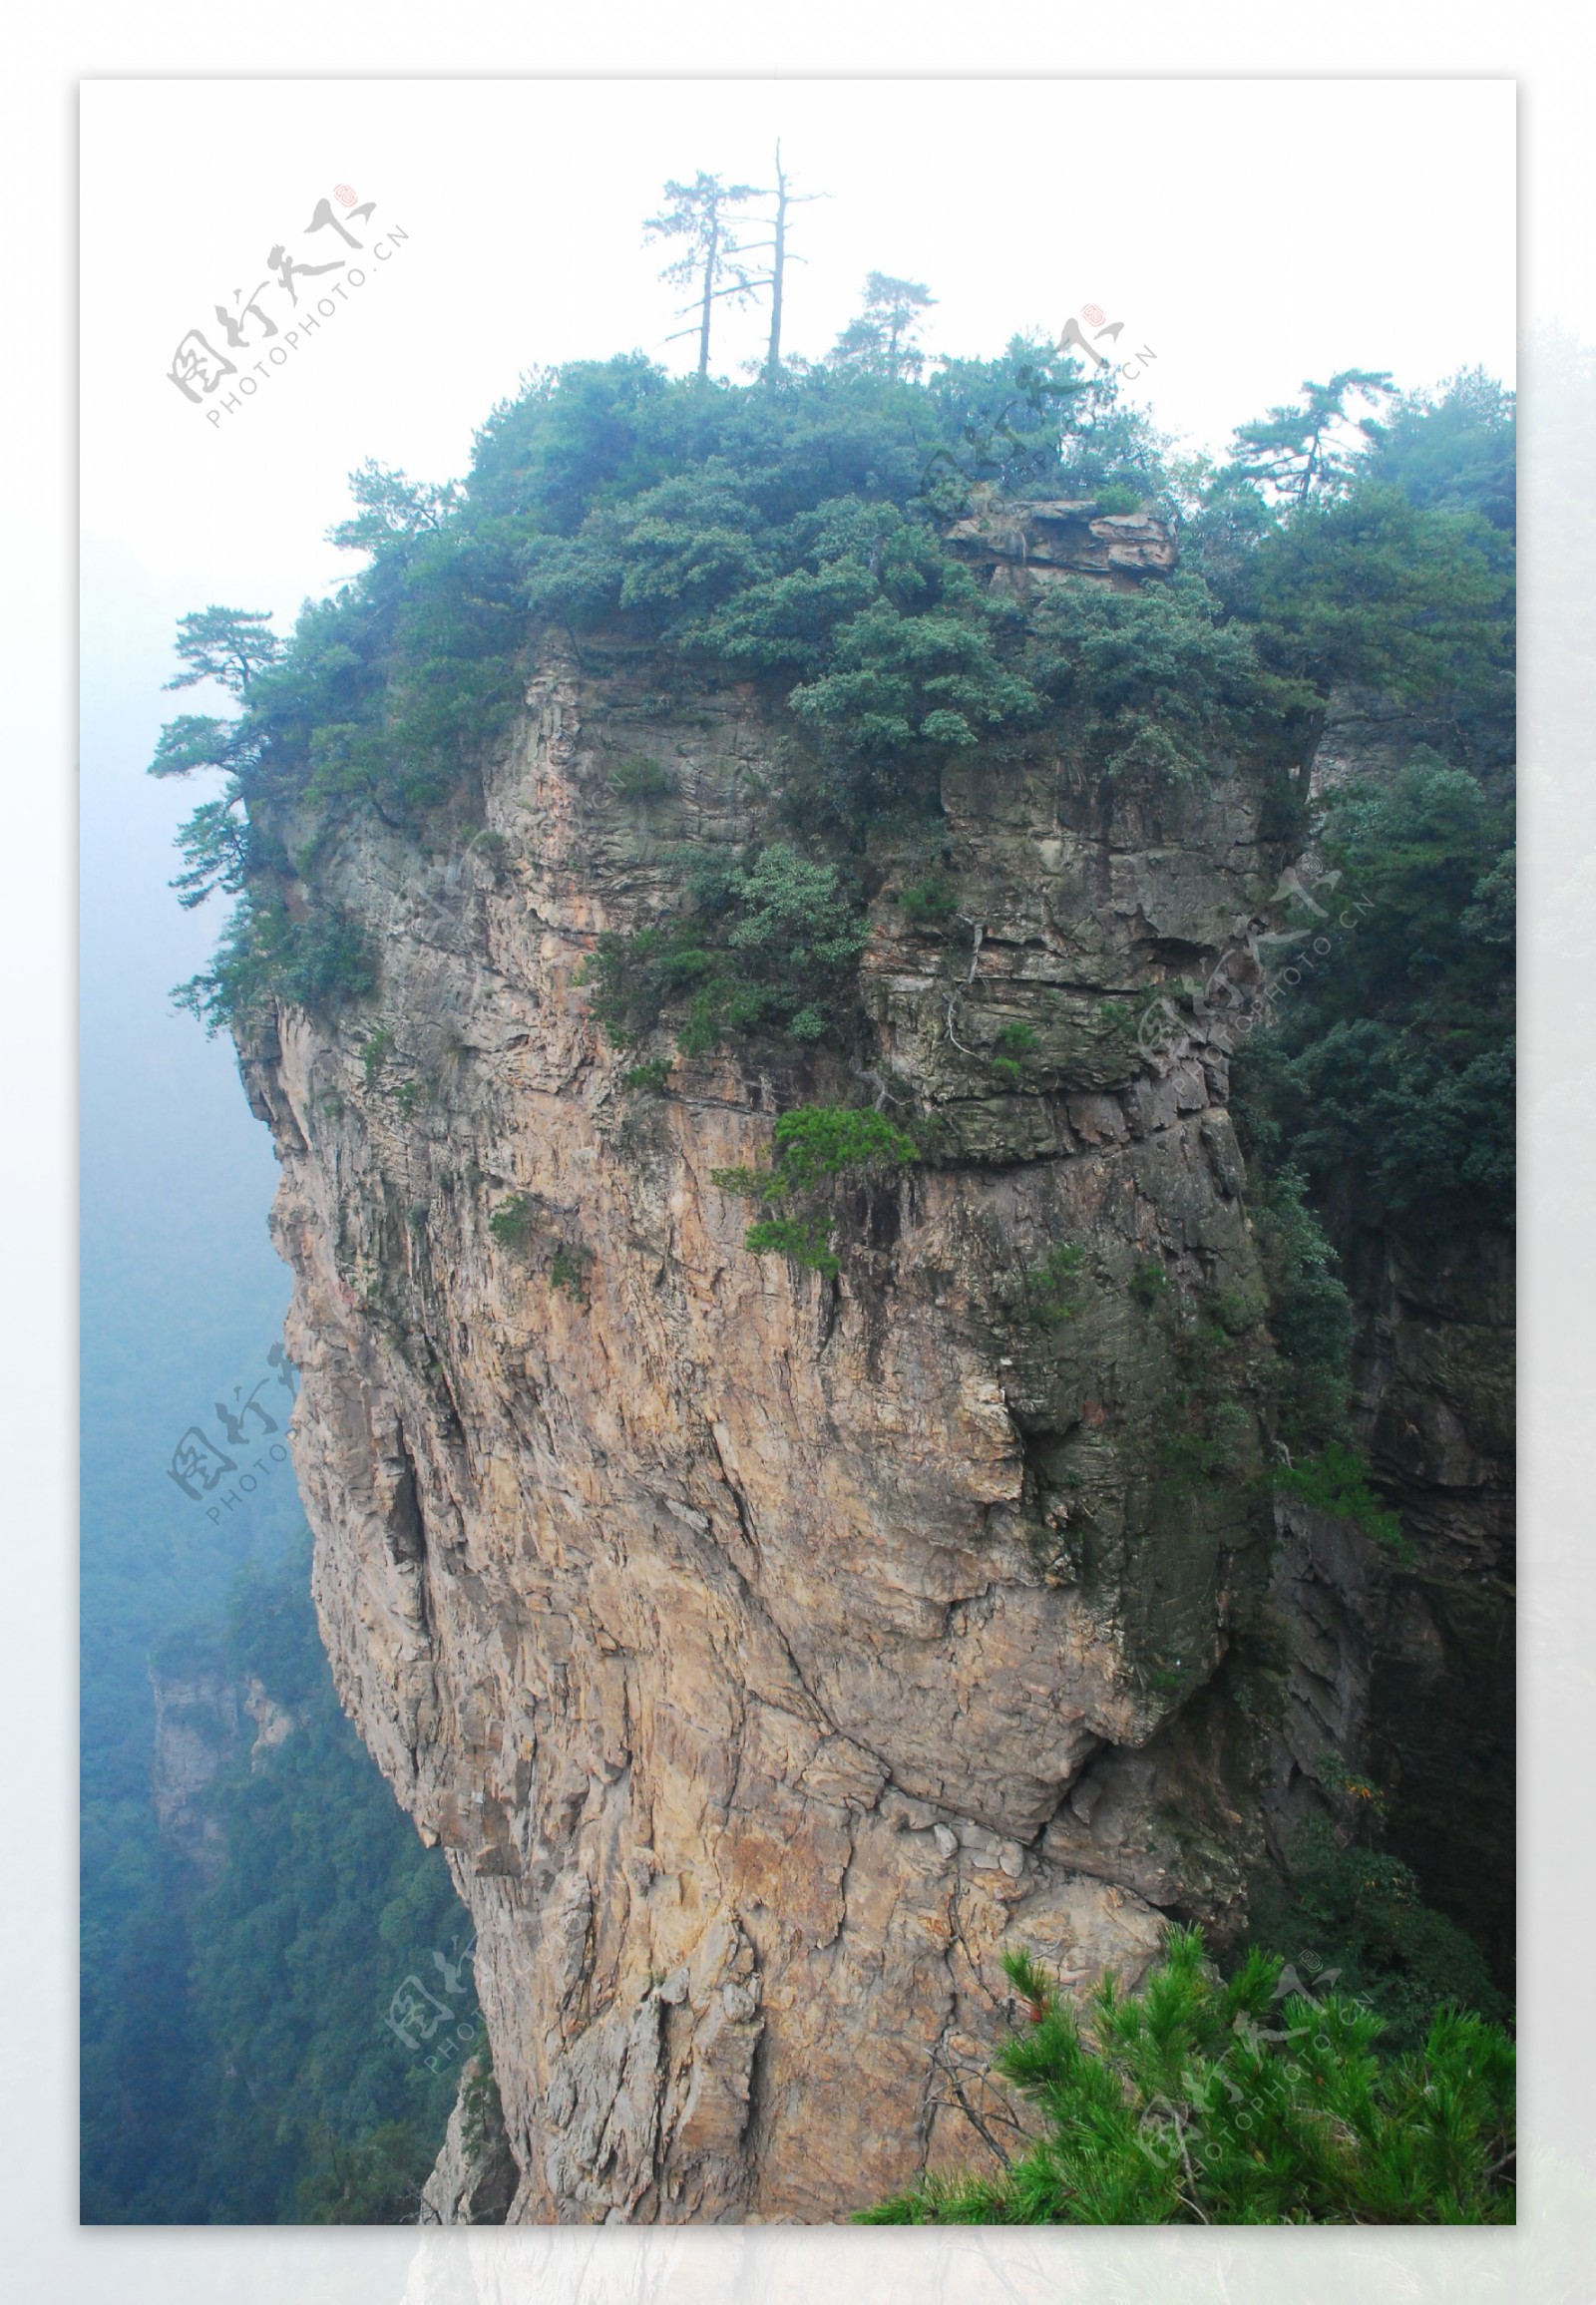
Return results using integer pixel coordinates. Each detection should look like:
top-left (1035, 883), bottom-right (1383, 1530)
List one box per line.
top-left (743, 1217), bottom-right (840, 1277)
top-left (1244, 1819), bottom-right (1509, 2054)
top-left (488, 1194), bottom-right (540, 1257)
top-left (549, 1244), bottom-right (594, 1303)
top-left (712, 1103), bottom-right (920, 1279)
top-left (173, 897), bottom-right (377, 1035)
top-left (764, 1104), bottom-right (920, 1189)
top-left (1130, 1260), bottom-right (1169, 1308)
top-left (1022, 1243), bottom-right (1084, 1327)
top-left (621, 1059), bottom-right (672, 1094)
top-left (296, 2118), bottom-right (432, 2224)
top-left (580, 844), bottom-right (867, 1053)
top-left (361, 1028), bottom-right (394, 1087)
top-left (1249, 1165), bottom-right (1356, 1453)
top-left (1212, 1286), bottom-right (1262, 1335)
top-left (1092, 482), bottom-right (1144, 515)
top-left (608, 753), bottom-right (677, 802)
top-left (897, 872), bottom-right (960, 926)
top-left (1276, 1440), bottom-right (1411, 1560)
top-left (858, 1925), bottom-right (1514, 2225)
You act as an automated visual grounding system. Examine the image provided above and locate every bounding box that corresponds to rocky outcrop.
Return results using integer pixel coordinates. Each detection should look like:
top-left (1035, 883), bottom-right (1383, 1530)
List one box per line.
top-left (150, 1636), bottom-right (240, 1882)
top-left (238, 618), bottom-right (1322, 2222)
top-left (944, 494), bottom-right (1178, 596)
top-left (149, 1645), bottom-right (301, 1885)
top-left (420, 2053), bottom-right (518, 2225)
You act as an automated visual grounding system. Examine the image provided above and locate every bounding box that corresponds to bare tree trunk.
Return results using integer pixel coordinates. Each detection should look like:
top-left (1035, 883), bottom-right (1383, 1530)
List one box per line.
top-left (765, 146), bottom-right (787, 379)
top-left (697, 211), bottom-right (718, 377)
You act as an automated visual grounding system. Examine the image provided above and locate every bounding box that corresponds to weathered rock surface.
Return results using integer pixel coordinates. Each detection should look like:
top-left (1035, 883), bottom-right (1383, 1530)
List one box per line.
top-left (241, 629), bottom-right (1310, 2222)
top-left (420, 2053), bottom-right (518, 2225)
top-left (944, 495), bottom-right (1179, 595)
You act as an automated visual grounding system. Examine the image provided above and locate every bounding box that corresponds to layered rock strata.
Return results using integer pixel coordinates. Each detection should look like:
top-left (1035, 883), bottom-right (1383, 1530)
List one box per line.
top-left (243, 623), bottom-right (1309, 2222)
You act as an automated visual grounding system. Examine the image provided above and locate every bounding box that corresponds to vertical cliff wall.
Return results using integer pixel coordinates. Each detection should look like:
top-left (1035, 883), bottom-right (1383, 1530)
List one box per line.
top-left (233, 576), bottom-right (1311, 2222)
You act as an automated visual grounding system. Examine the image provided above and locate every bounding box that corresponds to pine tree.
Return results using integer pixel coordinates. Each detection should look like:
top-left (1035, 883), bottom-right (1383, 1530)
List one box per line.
top-left (859, 1925), bottom-right (1514, 2224)
top-left (829, 272), bottom-right (937, 380)
top-left (645, 172), bottom-right (762, 378)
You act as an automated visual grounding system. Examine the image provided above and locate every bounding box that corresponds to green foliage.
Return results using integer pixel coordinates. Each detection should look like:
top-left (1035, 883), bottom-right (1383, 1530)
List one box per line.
top-left (713, 1102), bottom-right (919, 1278)
top-left (608, 752), bottom-right (678, 801)
top-left (461, 2055), bottom-right (505, 2158)
top-left (829, 271), bottom-right (938, 380)
top-left (622, 1059), bottom-right (672, 1093)
top-left (991, 1019), bottom-right (1040, 1088)
top-left (582, 843), bottom-right (867, 1052)
top-left (173, 897), bottom-right (376, 1035)
top-left (896, 871), bottom-right (959, 925)
top-left (742, 1216), bottom-right (841, 1276)
top-left (1022, 1243), bottom-right (1084, 1327)
top-left (1247, 1165), bottom-right (1356, 1453)
top-left (1277, 1441), bottom-right (1412, 1561)
top-left (1210, 1286), bottom-right (1262, 1336)
top-left (361, 1028), bottom-right (394, 1087)
top-left (1022, 570), bottom-right (1270, 785)
top-left (1244, 487), bottom-right (1510, 723)
top-left (549, 1243), bottom-right (594, 1303)
top-left (788, 594), bottom-right (1039, 783)
top-left (488, 1193), bottom-right (540, 1256)
top-left (1221, 369), bottom-right (1396, 508)
top-left (163, 605), bottom-right (282, 698)
top-left (296, 2118), bottom-right (433, 2223)
top-left (1235, 755), bottom-right (1514, 1232)
top-left (1129, 1260), bottom-right (1170, 1308)
top-left (1363, 368), bottom-right (1515, 531)
top-left (859, 1924), bottom-right (1514, 2225)
top-left (1091, 481), bottom-right (1143, 515)
top-left (324, 459), bottom-right (462, 557)
top-left (89, 1540), bottom-right (476, 2224)
top-left (762, 1102), bottom-right (921, 1190)
top-left (1246, 1821), bottom-right (1510, 2054)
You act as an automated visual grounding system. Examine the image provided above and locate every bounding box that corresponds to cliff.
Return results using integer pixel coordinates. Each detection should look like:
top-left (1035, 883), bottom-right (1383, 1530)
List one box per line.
top-left (236, 537), bottom-right (1314, 2219)
top-left (224, 505), bottom-right (1512, 2212)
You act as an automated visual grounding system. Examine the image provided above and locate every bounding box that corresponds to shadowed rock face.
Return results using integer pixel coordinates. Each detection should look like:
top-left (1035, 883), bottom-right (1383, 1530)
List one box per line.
top-left (239, 635), bottom-right (1295, 2222)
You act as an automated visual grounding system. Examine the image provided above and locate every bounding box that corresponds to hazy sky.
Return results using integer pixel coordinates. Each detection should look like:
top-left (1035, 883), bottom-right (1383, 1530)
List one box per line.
top-left (82, 77), bottom-right (1514, 637)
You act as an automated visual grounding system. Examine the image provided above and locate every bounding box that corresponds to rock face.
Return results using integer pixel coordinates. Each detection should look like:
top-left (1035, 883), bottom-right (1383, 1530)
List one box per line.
top-left (944, 495), bottom-right (1179, 596)
top-left (150, 1636), bottom-right (241, 1883)
top-left (239, 627), bottom-right (1311, 2222)
top-left (420, 2053), bottom-right (518, 2225)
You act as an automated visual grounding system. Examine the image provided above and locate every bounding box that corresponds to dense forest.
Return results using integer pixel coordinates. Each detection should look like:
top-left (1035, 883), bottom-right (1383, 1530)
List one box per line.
top-left (110, 271), bottom-right (1514, 2221)
top-left (82, 1531), bottom-right (476, 2222)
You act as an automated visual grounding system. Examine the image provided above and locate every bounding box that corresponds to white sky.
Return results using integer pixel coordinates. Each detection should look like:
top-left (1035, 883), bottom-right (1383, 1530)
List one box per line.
top-left (82, 78), bottom-right (1515, 630)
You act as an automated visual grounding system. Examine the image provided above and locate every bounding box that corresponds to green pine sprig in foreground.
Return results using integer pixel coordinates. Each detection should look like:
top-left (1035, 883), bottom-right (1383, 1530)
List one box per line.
top-left (858, 1924), bottom-right (1513, 2225)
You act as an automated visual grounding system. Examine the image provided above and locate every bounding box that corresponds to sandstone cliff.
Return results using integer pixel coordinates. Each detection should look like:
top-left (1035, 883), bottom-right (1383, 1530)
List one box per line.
top-left (232, 536), bottom-right (1325, 2220)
